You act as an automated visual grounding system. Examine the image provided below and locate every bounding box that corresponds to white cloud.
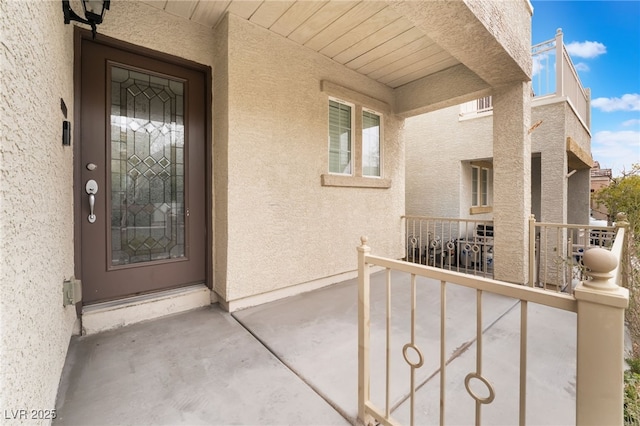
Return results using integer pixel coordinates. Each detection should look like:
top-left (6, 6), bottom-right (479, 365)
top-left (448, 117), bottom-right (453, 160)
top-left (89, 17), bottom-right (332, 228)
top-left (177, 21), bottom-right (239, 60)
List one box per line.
top-left (574, 62), bottom-right (590, 72)
top-left (592, 94), bottom-right (640, 112)
top-left (622, 119), bottom-right (640, 127)
top-left (592, 130), bottom-right (640, 176)
top-left (565, 41), bottom-right (607, 59)
top-left (532, 54), bottom-right (546, 77)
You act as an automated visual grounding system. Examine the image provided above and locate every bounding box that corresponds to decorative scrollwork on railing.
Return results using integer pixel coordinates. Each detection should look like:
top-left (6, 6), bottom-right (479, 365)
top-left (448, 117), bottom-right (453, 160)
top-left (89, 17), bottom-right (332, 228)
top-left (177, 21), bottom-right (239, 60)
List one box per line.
top-left (402, 343), bottom-right (424, 369)
top-left (464, 372), bottom-right (496, 404)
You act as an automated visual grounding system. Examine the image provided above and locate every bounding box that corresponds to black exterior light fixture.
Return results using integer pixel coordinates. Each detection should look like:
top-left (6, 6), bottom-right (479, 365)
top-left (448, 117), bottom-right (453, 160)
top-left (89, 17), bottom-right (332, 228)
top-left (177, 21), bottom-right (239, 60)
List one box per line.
top-left (63, 0), bottom-right (110, 39)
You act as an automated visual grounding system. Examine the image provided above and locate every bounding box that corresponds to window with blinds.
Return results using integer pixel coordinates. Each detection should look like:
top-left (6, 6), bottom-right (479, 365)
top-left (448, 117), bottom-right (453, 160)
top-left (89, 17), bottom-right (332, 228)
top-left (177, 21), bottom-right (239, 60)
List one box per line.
top-left (329, 100), bottom-right (352, 174)
top-left (362, 110), bottom-right (381, 177)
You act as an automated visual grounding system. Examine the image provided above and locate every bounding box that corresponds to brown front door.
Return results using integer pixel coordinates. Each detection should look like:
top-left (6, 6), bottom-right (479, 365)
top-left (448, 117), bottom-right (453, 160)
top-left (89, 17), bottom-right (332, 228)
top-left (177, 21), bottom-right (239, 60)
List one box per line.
top-left (79, 37), bottom-right (206, 304)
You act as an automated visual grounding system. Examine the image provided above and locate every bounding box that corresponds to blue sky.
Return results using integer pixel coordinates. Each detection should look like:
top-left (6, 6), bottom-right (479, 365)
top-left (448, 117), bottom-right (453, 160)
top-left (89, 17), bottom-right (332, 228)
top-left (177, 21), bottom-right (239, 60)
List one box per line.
top-left (531, 1), bottom-right (640, 177)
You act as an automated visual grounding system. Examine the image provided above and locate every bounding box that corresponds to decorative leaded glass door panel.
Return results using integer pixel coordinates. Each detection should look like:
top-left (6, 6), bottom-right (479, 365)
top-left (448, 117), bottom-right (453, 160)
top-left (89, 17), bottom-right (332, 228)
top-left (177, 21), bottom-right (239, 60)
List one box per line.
top-left (110, 66), bottom-right (186, 266)
top-left (80, 38), bottom-right (206, 304)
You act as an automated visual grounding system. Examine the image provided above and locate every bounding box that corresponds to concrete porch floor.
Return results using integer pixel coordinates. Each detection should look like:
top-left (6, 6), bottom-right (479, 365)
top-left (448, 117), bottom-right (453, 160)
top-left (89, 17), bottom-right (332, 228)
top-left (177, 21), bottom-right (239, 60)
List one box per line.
top-left (54, 270), bottom-right (579, 425)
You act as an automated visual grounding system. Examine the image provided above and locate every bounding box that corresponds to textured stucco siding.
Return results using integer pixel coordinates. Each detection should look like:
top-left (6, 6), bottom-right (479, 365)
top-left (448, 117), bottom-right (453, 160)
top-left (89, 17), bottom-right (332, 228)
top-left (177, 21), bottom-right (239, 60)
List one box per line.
top-left (405, 106), bottom-right (493, 219)
top-left (212, 17), bottom-right (230, 301)
top-left (406, 82), bottom-right (535, 285)
top-left (394, 64), bottom-right (491, 118)
top-left (565, 98), bottom-right (592, 159)
top-left (532, 102), bottom-right (568, 223)
top-left (0, 1), bottom-right (77, 419)
top-left (99, 2), bottom-right (216, 67)
top-left (406, 94), bottom-right (592, 262)
top-left (406, 84), bottom-right (534, 284)
top-left (389, 0), bottom-right (531, 89)
top-left (220, 15), bottom-right (404, 302)
top-left (568, 169), bottom-right (590, 224)
top-left (564, 102), bottom-right (592, 224)
top-left (492, 82), bottom-right (531, 284)
top-left (464, 0), bottom-right (532, 81)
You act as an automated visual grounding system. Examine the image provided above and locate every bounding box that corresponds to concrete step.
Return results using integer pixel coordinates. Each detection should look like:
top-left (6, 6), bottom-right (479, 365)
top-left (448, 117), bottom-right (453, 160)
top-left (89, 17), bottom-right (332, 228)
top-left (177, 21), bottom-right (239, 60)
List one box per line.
top-left (81, 284), bottom-right (214, 335)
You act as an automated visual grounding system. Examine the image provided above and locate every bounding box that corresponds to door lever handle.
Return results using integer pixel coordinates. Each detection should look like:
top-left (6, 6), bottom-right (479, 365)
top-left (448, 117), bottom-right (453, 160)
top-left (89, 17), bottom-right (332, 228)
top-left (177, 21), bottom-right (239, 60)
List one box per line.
top-left (85, 179), bottom-right (98, 223)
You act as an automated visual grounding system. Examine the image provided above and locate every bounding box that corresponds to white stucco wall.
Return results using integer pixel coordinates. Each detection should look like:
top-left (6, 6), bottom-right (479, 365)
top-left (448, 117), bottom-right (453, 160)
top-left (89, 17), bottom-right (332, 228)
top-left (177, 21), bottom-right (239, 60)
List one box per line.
top-left (532, 101), bottom-right (568, 224)
top-left (219, 15), bottom-right (404, 302)
top-left (98, 2), bottom-right (216, 69)
top-left (390, 0), bottom-right (531, 91)
top-left (563, 100), bottom-right (592, 224)
top-left (492, 82), bottom-right (532, 284)
top-left (532, 98), bottom-right (591, 224)
top-left (405, 105), bottom-right (493, 219)
top-left (407, 97), bottom-right (591, 227)
top-left (0, 1), bottom-right (77, 419)
top-left (568, 169), bottom-right (590, 224)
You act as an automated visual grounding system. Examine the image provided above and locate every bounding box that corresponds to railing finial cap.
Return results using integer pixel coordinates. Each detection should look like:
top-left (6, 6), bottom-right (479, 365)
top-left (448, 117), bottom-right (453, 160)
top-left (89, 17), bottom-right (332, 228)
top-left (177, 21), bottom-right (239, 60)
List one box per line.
top-left (616, 212), bottom-right (629, 223)
top-left (360, 236), bottom-right (368, 246)
top-left (582, 247), bottom-right (618, 290)
top-left (556, 28), bottom-right (563, 35)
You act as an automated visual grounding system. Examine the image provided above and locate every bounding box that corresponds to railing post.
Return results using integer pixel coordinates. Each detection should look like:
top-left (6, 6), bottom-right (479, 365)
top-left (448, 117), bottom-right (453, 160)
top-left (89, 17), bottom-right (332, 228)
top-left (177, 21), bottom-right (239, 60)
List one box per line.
top-left (528, 214), bottom-right (536, 287)
top-left (358, 236), bottom-right (373, 426)
top-left (615, 212), bottom-right (630, 289)
top-left (574, 247), bottom-right (629, 425)
top-left (555, 28), bottom-right (564, 97)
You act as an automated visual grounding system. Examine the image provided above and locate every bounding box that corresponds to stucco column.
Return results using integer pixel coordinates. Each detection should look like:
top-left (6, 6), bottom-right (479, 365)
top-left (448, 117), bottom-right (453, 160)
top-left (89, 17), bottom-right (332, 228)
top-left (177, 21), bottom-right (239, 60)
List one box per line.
top-left (540, 145), bottom-right (568, 224)
top-left (492, 82), bottom-right (531, 284)
top-left (567, 169), bottom-right (590, 224)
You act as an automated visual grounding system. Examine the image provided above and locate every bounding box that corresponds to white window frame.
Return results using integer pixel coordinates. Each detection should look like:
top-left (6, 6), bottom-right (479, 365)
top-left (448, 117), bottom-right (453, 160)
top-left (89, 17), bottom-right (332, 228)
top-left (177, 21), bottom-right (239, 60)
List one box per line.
top-left (321, 81), bottom-right (391, 188)
top-left (470, 162), bottom-right (493, 214)
top-left (328, 97), bottom-right (355, 176)
top-left (361, 107), bottom-right (382, 178)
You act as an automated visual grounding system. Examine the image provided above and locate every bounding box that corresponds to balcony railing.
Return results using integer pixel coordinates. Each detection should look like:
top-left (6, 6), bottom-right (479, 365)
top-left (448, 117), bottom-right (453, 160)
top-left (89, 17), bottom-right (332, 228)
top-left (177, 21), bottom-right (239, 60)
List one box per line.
top-left (460, 30), bottom-right (590, 128)
top-left (532, 29), bottom-right (590, 128)
top-left (403, 216), bottom-right (495, 279)
top-left (528, 215), bottom-right (620, 293)
top-left (357, 229), bottom-right (628, 425)
top-left (404, 214), bottom-right (628, 294)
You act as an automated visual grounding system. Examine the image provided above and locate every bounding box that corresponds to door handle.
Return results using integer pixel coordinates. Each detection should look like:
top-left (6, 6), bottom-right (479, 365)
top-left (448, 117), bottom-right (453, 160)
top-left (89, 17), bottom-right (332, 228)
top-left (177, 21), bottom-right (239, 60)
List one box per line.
top-left (85, 179), bottom-right (98, 223)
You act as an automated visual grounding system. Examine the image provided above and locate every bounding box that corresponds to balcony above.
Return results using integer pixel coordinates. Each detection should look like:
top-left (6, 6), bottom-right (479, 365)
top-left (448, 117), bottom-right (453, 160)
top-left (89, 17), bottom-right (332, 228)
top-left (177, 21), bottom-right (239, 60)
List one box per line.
top-left (141, 0), bottom-right (532, 95)
top-left (532, 28), bottom-right (591, 130)
top-left (459, 29), bottom-right (591, 131)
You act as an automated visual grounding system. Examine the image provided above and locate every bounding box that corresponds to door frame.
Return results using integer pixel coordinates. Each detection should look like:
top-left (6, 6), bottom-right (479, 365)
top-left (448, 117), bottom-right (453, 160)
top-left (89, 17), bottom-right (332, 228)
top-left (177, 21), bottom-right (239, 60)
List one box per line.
top-left (73, 27), bottom-right (212, 312)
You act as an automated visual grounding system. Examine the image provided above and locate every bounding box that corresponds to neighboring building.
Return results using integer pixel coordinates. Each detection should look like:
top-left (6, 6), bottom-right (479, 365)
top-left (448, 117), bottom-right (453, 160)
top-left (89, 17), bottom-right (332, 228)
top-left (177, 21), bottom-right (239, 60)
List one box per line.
top-left (406, 29), bottom-right (593, 227)
top-left (0, 0), bottom-right (534, 415)
top-left (590, 161), bottom-right (613, 222)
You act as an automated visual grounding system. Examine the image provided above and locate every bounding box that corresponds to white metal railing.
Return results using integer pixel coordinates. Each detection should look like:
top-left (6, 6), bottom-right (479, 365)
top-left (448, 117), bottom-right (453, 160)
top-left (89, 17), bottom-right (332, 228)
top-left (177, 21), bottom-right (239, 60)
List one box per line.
top-left (357, 232), bottom-right (628, 426)
top-left (528, 215), bottom-right (619, 293)
top-left (403, 216), bottom-right (494, 279)
top-left (459, 96), bottom-right (493, 118)
top-left (532, 29), bottom-right (590, 128)
top-left (461, 30), bottom-right (590, 128)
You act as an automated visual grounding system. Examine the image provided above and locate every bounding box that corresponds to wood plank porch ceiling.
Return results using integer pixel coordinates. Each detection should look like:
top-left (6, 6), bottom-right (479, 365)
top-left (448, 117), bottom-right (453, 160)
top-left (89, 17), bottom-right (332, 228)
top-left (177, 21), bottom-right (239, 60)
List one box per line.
top-left (141, 0), bottom-right (461, 89)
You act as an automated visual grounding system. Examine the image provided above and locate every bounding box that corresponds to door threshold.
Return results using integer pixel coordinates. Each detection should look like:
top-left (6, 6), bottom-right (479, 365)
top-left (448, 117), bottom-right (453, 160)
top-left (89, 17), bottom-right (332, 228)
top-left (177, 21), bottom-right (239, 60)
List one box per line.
top-left (81, 284), bottom-right (214, 335)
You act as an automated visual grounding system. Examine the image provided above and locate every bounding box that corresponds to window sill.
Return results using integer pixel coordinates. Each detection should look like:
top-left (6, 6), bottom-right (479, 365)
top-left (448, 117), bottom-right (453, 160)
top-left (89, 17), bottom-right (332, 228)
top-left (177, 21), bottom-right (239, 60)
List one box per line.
top-left (321, 174), bottom-right (391, 189)
top-left (470, 206), bottom-right (493, 215)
